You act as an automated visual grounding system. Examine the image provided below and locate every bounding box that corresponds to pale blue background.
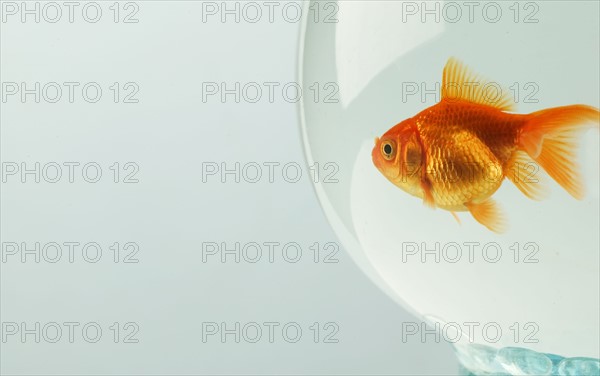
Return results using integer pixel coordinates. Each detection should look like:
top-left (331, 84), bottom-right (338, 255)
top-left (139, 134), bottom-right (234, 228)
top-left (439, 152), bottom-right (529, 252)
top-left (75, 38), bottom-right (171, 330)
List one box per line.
top-left (0, 1), bottom-right (458, 374)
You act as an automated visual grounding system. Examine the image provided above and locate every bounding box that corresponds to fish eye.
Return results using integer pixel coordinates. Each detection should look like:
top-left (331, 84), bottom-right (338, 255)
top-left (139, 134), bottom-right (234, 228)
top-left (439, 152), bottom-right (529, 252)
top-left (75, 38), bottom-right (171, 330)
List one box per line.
top-left (381, 140), bottom-right (396, 160)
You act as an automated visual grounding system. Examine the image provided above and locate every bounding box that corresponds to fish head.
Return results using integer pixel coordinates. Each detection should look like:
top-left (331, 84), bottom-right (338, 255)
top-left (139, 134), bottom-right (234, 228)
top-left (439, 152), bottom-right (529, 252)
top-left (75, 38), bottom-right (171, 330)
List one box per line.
top-left (371, 133), bottom-right (399, 176)
top-left (372, 120), bottom-right (424, 197)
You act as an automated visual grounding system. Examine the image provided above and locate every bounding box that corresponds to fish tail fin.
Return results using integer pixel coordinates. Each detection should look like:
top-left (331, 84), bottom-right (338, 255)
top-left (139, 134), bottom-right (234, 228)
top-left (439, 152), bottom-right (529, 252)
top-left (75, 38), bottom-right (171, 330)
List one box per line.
top-left (519, 105), bottom-right (599, 199)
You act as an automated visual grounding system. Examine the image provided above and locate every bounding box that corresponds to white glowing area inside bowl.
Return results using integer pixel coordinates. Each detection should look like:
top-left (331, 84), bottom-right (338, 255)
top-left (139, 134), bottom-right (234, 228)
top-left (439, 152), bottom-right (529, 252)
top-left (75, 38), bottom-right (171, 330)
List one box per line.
top-left (350, 140), bottom-right (599, 357)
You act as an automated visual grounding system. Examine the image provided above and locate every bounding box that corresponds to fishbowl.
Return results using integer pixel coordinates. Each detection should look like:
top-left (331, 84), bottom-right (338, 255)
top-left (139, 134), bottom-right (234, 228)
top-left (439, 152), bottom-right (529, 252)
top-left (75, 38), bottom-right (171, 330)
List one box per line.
top-left (298, 1), bottom-right (599, 375)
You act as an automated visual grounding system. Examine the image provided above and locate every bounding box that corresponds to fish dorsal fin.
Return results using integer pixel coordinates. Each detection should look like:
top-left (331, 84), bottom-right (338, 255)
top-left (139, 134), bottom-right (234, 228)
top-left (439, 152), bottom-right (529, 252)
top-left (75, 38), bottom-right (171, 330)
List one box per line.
top-left (441, 57), bottom-right (516, 111)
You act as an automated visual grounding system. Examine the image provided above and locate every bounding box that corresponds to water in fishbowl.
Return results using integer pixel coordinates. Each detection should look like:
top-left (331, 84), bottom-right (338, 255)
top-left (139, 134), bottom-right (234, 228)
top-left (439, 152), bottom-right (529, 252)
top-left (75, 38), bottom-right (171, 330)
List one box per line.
top-left (298, 1), bottom-right (599, 375)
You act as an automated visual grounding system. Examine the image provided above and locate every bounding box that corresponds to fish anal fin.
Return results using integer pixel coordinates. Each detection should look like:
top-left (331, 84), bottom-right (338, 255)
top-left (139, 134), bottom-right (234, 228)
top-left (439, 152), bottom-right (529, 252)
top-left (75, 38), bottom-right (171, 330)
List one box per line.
top-left (465, 199), bottom-right (507, 233)
top-left (520, 130), bottom-right (543, 159)
top-left (442, 57), bottom-right (516, 112)
top-left (506, 151), bottom-right (549, 201)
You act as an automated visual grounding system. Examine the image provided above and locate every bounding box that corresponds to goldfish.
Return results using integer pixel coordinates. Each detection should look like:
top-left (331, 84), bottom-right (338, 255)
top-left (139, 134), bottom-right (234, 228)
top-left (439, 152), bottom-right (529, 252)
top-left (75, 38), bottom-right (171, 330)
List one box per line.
top-left (372, 57), bottom-right (599, 233)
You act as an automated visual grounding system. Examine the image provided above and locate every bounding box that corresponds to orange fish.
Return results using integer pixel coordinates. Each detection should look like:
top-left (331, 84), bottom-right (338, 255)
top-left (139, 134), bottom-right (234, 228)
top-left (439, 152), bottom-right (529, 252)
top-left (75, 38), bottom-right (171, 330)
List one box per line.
top-left (372, 58), bottom-right (600, 233)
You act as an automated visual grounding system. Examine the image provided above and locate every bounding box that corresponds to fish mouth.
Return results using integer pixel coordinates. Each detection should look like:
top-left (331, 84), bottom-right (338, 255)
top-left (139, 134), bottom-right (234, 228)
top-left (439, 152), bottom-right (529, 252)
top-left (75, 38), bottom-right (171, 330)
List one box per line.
top-left (371, 137), bottom-right (382, 169)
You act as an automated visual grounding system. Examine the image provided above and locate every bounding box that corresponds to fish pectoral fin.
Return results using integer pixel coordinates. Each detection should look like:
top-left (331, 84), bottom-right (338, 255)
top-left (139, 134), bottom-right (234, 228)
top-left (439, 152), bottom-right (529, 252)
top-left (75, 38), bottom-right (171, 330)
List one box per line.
top-left (450, 212), bottom-right (461, 225)
top-left (465, 199), bottom-right (507, 233)
top-left (422, 186), bottom-right (436, 208)
top-left (420, 176), bottom-right (436, 208)
top-left (506, 151), bottom-right (549, 201)
top-left (441, 57), bottom-right (516, 112)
